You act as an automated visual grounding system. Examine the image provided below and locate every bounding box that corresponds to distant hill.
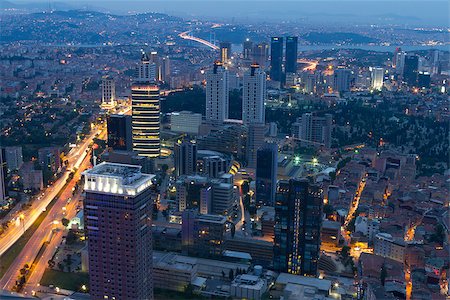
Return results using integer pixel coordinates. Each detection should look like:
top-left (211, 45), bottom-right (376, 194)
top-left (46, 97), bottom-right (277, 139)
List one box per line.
top-left (302, 32), bottom-right (378, 44)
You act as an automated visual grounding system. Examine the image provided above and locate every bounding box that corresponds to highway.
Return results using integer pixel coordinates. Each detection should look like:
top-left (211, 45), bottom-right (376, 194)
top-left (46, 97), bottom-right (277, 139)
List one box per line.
top-left (178, 30), bottom-right (219, 50)
top-left (0, 127), bottom-right (100, 258)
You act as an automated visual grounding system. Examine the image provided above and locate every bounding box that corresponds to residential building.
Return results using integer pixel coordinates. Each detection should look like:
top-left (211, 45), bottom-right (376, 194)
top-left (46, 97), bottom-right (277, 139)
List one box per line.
top-left (206, 61), bottom-right (229, 123)
top-left (333, 68), bottom-right (353, 92)
top-left (4, 146), bottom-right (23, 171)
top-left (176, 175), bottom-right (211, 214)
top-left (83, 162), bottom-right (155, 300)
top-left (101, 75), bottom-right (115, 106)
top-left (373, 233), bottom-right (406, 263)
top-left (174, 139), bottom-right (197, 177)
top-left (242, 63), bottom-right (266, 125)
top-left (220, 42), bottom-right (232, 64)
top-left (292, 113), bottom-right (333, 148)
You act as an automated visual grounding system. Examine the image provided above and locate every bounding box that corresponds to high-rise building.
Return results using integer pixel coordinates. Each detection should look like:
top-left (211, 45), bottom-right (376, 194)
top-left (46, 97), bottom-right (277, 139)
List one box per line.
top-left (392, 47), bottom-right (401, 68)
top-left (83, 162), bottom-right (155, 300)
top-left (136, 52), bottom-right (157, 83)
top-left (246, 123), bottom-right (266, 168)
top-left (370, 67), bottom-right (384, 90)
top-left (174, 139), bottom-right (197, 177)
top-left (3, 146), bottom-right (23, 171)
top-left (220, 42), bottom-right (232, 64)
top-left (101, 76), bottom-right (116, 106)
top-left (132, 54), bottom-right (161, 158)
top-left (256, 143), bottom-right (278, 206)
top-left (211, 177), bottom-right (234, 215)
top-left (395, 51), bottom-right (406, 75)
top-left (270, 37), bottom-right (283, 82)
top-left (292, 113), bottom-right (333, 148)
top-left (243, 39), bottom-right (253, 60)
top-left (0, 149), bottom-right (6, 202)
top-left (160, 55), bottom-right (171, 82)
top-left (333, 68), bottom-right (353, 92)
top-left (285, 37), bottom-right (298, 74)
top-left (403, 54), bottom-right (419, 86)
top-left (176, 175), bottom-right (211, 213)
top-left (273, 179), bottom-right (323, 276)
top-left (107, 114), bottom-right (133, 151)
top-left (252, 42), bottom-right (269, 67)
top-left (243, 63), bottom-right (266, 125)
top-left (170, 111), bottom-right (202, 135)
top-left (417, 71), bottom-right (431, 89)
top-left (206, 61), bottom-right (229, 123)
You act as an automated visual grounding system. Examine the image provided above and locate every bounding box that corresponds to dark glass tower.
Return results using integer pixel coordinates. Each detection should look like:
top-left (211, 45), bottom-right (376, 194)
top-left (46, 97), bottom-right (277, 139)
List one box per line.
top-left (174, 139), bottom-right (197, 177)
top-left (270, 37), bottom-right (283, 82)
top-left (107, 114), bottom-right (132, 151)
top-left (255, 143), bottom-right (278, 206)
top-left (83, 162), bottom-right (155, 300)
top-left (285, 36), bottom-right (298, 74)
top-left (403, 55), bottom-right (419, 86)
top-left (273, 179), bottom-right (323, 276)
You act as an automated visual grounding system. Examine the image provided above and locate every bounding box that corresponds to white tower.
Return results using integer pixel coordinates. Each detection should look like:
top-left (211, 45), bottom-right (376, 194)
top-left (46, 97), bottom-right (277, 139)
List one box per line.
top-left (371, 67), bottom-right (384, 90)
top-left (243, 63), bottom-right (266, 125)
top-left (101, 76), bottom-right (116, 107)
top-left (206, 61), bottom-right (229, 123)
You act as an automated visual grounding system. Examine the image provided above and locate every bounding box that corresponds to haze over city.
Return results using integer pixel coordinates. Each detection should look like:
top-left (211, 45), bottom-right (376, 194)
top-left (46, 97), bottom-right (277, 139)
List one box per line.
top-left (0, 0), bottom-right (449, 300)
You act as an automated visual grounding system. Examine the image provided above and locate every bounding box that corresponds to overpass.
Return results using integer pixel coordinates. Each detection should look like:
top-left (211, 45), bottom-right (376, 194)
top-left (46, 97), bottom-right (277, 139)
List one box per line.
top-left (179, 30), bottom-right (219, 50)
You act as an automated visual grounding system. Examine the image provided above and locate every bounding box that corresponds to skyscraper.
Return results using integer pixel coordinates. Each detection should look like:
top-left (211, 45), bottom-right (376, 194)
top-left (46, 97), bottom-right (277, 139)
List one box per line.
top-left (107, 114), bottom-right (133, 151)
top-left (206, 61), bottom-right (229, 123)
top-left (219, 42), bottom-right (232, 64)
top-left (403, 54), bottom-right (419, 86)
top-left (418, 71), bottom-right (431, 89)
top-left (256, 143), bottom-right (278, 206)
top-left (83, 162), bottom-right (155, 300)
top-left (270, 37), bottom-right (283, 82)
top-left (246, 123), bottom-right (266, 168)
top-left (273, 179), bottom-right (323, 276)
top-left (136, 52), bottom-right (157, 83)
top-left (333, 68), bottom-right (353, 92)
top-left (243, 39), bottom-right (253, 60)
top-left (392, 47), bottom-right (401, 68)
top-left (242, 63), bottom-right (266, 125)
top-left (101, 76), bottom-right (116, 107)
top-left (285, 36), bottom-right (298, 74)
top-left (174, 139), bottom-right (197, 177)
top-left (395, 50), bottom-right (406, 75)
top-left (132, 54), bottom-right (161, 158)
top-left (370, 67), bottom-right (384, 91)
top-left (252, 42), bottom-right (269, 67)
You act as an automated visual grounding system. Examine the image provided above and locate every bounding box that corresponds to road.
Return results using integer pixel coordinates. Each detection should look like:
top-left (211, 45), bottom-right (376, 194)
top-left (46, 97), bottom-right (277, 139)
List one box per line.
top-left (342, 178), bottom-right (366, 246)
top-left (297, 59), bottom-right (318, 71)
top-left (0, 127), bottom-right (101, 258)
top-left (178, 31), bottom-right (219, 50)
top-left (0, 137), bottom-right (95, 291)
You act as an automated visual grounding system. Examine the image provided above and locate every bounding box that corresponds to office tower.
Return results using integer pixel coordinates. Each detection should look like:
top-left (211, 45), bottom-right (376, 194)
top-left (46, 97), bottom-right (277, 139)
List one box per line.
top-left (220, 41), bottom-right (232, 63)
top-left (160, 56), bottom-right (170, 82)
top-left (174, 139), bottom-right (197, 177)
top-left (370, 67), bottom-right (384, 90)
top-left (333, 68), bottom-right (353, 92)
top-left (418, 71), bottom-right (431, 89)
top-left (83, 162), bottom-right (155, 300)
top-left (243, 39), bottom-right (253, 60)
top-left (432, 50), bottom-right (440, 75)
top-left (197, 150), bottom-right (232, 178)
top-left (256, 143), bottom-right (278, 206)
top-left (3, 146), bottom-right (23, 171)
top-left (292, 113), bottom-right (332, 148)
top-left (107, 114), bottom-right (133, 151)
top-left (304, 72), bottom-right (316, 94)
top-left (0, 149), bottom-right (6, 202)
top-left (392, 47), bottom-right (401, 68)
top-left (101, 76), bottom-right (116, 106)
top-left (101, 150), bottom-right (154, 174)
top-left (181, 210), bottom-right (227, 257)
top-left (205, 61), bottom-right (229, 123)
top-left (403, 55), bottom-right (419, 86)
top-left (38, 147), bottom-right (61, 173)
top-left (273, 179), bottom-right (323, 276)
top-left (270, 37), bottom-right (283, 82)
top-left (285, 37), bottom-right (298, 74)
top-left (176, 176), bottom-right (211, 213)
top-left (252, 42), bottom-right (269, 67)
top-left (395, 51), bottom-right (406, 74)
top-left (243, 63), bottom-right (266, 125)
top-left (136, 52), bottom-right (157, 83)
top-left (246, 123), bottom-right (265, 168)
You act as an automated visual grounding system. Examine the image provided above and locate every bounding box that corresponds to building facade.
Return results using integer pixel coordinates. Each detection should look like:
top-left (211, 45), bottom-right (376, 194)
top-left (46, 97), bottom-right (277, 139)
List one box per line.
top-left (206, 61), bottom-right (229, 123)
top-left (273, 179), bottom-right (323, 276)
top-left (174, 139), bottom-right (197, 177)
top-left (101, 75), bottom-right (116, 106)
top-left (270, 37), bottom-right (283, 82)
top-left (83, 162), bottom-right (155, 300)
top-left (255, 143), bottom-right (278, 206)
top-left (107, 114), bottom-right (133, 151)
top-left (292, 113), bottom-right (332, 148)
top-left (285, 36), bottom-right (298, 74)
top-left (370, 67), bottom-right (384, 91)
top-left (243, 63), bottom-right (266, 125)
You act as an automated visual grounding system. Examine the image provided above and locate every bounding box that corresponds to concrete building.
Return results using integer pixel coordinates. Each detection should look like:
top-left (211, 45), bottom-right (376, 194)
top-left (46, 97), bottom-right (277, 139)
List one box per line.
top-left (292, 113), bottom-right (332, 148)
top-left (206, 61), bottom-right (229, 123)
top-left (374, 232), bottom-right (406, 263)
top-left (4, 146), bottom-right (23, 171)
top-left (219, 42), bottom-right (232, 64)
top-left (170, 111), bottom-right (202, 135)
top-left (101, 75), bottom-right (115, 107)
top-left (270, 37), bottom-right (283, 82)
top-left (197, 150), bottom-right (231, 179)
top-left (242, 64), bottom-right (266, 125)
top-left (333, 68), bottom-right (353, 92)
top-left (256, 143), bottom-right (278, 206)
top-left (153, 252), bottom-right (198, 292)
top-left (101, 150), bottom-right (154, 174)
top-left (211, 178), bottom-right (234, 215)
top-left (176, 175), bottom-right (211, 214)
top-left (231, 274), bottom-right (268, 300)
top-left (19, 162), bottom-right (43, 191)
top-left (285, 36), bottom-right (298, 74)
top-left (83, 162), bottom-right (155, 300)
top-left (136, 52), bottom-right (157, 83)
top-left (355, 216), bottom-right (380, 241)
top-left (246, 123), bottom-right (265, 168)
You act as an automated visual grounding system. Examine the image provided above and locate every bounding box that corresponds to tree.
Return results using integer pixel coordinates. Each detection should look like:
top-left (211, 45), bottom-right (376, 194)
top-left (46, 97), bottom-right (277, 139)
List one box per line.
top-left (61, 218), bottom-right (70, 227)
top-left (380, 263), bottom-right (387, 286)
top-left (228, 269), bottom-right (234, 281)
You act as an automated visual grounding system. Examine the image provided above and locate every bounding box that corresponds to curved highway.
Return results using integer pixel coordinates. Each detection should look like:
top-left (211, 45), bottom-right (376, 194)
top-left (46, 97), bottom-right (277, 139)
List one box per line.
top-left (179, 31), bottom-right (219, 50)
